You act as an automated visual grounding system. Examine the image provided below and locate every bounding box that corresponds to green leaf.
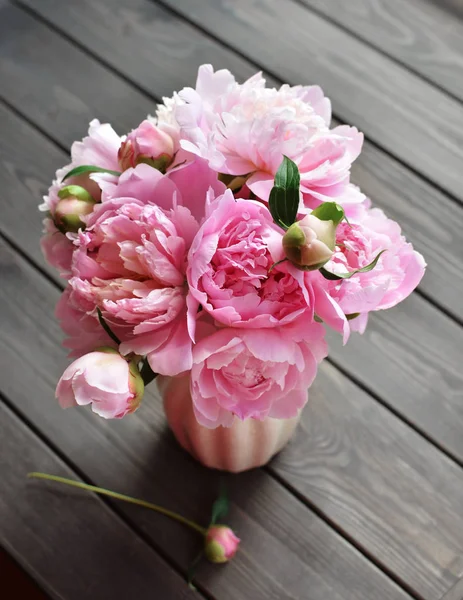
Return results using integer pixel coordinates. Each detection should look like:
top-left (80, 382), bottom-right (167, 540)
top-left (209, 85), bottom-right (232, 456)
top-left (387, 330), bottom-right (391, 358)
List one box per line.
top-left (311, 202), bottom-right (345, 226)
top-left (97, 307), bottom-right (121, 345)
top-left (62, 165), bottom-right (121, 181)
top-left (268, 156), bottom-right (300, 230)
top-left (320, 250), bottom-right (387, 281)
top-left (345, 312), bottom-right (360, 321)
top-left (314, 314), bottom-right (323, 323)
top-left (210, 481), bottom-right (229, 525)
top-left (140, 359), bottom-right (158, 386)
top-left (187, 551), bottom-right (203, 590)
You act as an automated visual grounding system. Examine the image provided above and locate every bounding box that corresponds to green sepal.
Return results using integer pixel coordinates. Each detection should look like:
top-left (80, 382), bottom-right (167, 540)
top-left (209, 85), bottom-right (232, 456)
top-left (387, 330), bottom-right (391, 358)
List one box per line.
top-left (210, 481), bottom-right (229, 525)
top-left (57, 185), bottom-right (95, 203)
top-left (320, 250), bottom-right (387, 281)
top-left (345, 312), bottom-right (360, 321)
top-left (62, 165), bottom-right (121, 181)
top-left (311, 202), bottom-right (345, 226)
top-left (268, 156), bottom-right (300, 230)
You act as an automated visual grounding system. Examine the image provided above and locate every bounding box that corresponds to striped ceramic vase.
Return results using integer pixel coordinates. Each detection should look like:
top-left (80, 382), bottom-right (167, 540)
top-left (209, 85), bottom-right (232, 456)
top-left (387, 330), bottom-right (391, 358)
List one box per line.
top-left (157, 374), bottom-right (300, 473)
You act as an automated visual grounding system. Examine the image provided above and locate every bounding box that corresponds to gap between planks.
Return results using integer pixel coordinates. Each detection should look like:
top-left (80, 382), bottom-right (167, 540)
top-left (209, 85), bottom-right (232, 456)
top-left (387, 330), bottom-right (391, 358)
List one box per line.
top-left (13, 0), bottom-right (463, 212)
top-left (0, 388), bottom-right (214, 599)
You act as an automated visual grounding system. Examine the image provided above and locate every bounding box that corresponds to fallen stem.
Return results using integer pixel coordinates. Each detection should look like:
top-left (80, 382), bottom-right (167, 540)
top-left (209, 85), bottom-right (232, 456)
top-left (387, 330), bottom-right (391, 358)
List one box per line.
top-left (28, 473), bottom-right (207, 536)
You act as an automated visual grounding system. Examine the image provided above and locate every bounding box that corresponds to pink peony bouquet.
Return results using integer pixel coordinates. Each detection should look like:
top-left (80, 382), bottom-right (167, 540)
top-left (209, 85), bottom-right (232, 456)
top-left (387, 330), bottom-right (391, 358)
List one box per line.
top-left (41, 65), bottom-right (425, 429)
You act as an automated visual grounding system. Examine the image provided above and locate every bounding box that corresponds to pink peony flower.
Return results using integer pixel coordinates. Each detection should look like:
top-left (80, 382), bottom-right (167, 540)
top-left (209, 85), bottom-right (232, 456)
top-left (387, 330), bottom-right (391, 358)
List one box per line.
top-left (41, 220), bottom-right (75, 277)
top-left (55, 348), bottom-right (144, 419)
top-left (187, 190), bottom-right (314, 335)
top-left (56, 287), bottom-right (123, 358)
top-left (118, 119), bottom-right (177, 172)
top-left (167, 64), bottom-right (362, 206)
top-left (205, 526), bottom-right (240, 563)
top-left (313, 207), bottom-right (426, 340)
top-left (67, 163), bottom-right (219, 376)
top-left (191, 319), bottom-right (327, 428)
top-left (40, 119), bottom-right (122, 275)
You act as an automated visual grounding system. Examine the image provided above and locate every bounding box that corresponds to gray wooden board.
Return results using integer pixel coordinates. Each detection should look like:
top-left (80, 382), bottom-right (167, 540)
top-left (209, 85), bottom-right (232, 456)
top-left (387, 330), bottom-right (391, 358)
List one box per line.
top-left (0, 401), bottom-right (198, 600)
top-left (273, 360), bottom-right (463, 600)
top-left (22, 0), bottom-right (463, 201)
top-left (326, 292), bottom-right (463, 464)
top-left (1, 1), bottom-right (462, 323)
top-left (0, 105), bottom-right (461, 600)
top-left (441, 577), bottom-right (463, 600)
top-left (296, 0), bottom-right (463, 102)
top-left (1, 3), bottom-right (462, 465)
top-left (1, 2), bottom-right (463, 599)
top-left (0, 241), bottom-right (412, 600)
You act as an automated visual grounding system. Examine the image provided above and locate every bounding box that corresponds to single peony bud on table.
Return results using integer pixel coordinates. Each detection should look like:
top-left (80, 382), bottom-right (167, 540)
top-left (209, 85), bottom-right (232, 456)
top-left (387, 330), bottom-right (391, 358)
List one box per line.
top-left (204, 525), bottom-right (240, 564)
top-left (55, 347), bottom-right (144, 419)
top-left (283, 214), bottom-right (336, 270)
top-left (118, 120), bottom-right (175, 173)
top-left (54, 185), bottom-right (96, 233)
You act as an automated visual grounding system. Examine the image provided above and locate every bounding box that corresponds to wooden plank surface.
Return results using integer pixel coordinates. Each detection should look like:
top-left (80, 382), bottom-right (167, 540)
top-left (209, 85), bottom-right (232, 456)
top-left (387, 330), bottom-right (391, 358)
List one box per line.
top-left (296, 0), bottom-right (463, 101)
top-left (0, 238), bottom-right (411, 600)
top-left (1, 105), bottom-right (462, 600)
top-left (7, 0), bottom-right (461, 321)
top-left (0, 400), bottom-right (197, 600)
top-left (44, 0), bottom-right (463, 203)
top-left (273, 361), bottom-right (463, 600)
top-left (441, 578), bottom-right (463, 600)
top-left (327, 293), bottom-right (463, 462)
top-left (1, 1), bottom-right (462, 464)
top-left (2, 1), bottom-right (463, 599)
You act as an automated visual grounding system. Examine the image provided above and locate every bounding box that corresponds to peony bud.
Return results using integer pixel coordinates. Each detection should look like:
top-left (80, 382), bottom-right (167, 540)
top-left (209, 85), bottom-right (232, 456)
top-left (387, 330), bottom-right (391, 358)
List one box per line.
top-left (55, 347), bottom-right (144, 419)
top-left (118, 120), bottom-right (175, 173)
top-left (204, 525), bottom-right (240, 564)
top-left (54, 185), bottom-right (96, 233)
top-left (283, 214), bottom-right (336, 270)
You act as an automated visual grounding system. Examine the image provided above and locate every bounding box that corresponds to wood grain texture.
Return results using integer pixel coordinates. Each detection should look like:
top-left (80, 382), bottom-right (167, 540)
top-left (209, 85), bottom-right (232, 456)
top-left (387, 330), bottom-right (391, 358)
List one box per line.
top-left (297, 0), bottom-right (463, 101)
top-left (0, 401), bottom-right (196, 600)
top-left (2, 1), bottom-right (462, 322)
top-left (0, 3), bottom-right (151, 142)
top-left (431, 0), bottom-right (463, 20)
top-left (441, 577), bottom-right (463, 600)
top-left (0, 241), bottom-right (411, 600)
top-left (327, 292), bottom-right (463, 463)
top-left (273, 361), bottom-right (463, 600)
top-left (1, 2), bottom-right (463, 463)
top-left (117, 0), bottom-right (463, 201)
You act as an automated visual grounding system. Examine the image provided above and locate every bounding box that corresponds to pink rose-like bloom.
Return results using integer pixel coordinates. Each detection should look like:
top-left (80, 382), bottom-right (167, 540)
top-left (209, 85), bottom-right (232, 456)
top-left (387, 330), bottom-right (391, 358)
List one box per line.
top-left (41, 220), bottom-right (75, 278)
top-left (167, 64), bottom-right (362, 206)
top-left (67, 163), bottom-right (221, 376)
top-left (56, 287), bottom-right (124, 358)
top-left (191, 320), bottom-right (327, 428)
top-left (205, 526), bottom-right (240, 563)
top-left (187, 190), bottom-right (314, 335)
top-left (40, 119), bottom-right (122, 275)
top-left (55, 349), bottom-right (144, 419)
top-left (118, 119), bottom-right (177, 172)
top-left (313, 207), bottom-right (426, 340)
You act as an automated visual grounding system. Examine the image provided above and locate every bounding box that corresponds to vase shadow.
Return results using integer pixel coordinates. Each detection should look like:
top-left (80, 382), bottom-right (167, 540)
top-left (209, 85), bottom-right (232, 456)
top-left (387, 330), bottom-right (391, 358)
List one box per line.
top-left (125, 402), bottom-right (273, 589)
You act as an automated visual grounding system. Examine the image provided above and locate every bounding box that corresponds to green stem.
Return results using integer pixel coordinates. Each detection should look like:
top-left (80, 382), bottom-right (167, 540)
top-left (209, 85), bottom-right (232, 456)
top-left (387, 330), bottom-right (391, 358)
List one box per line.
top-left (97, 308), bottom-right (121, 346)
top-left (28, 473), bottom-right (207, 536)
